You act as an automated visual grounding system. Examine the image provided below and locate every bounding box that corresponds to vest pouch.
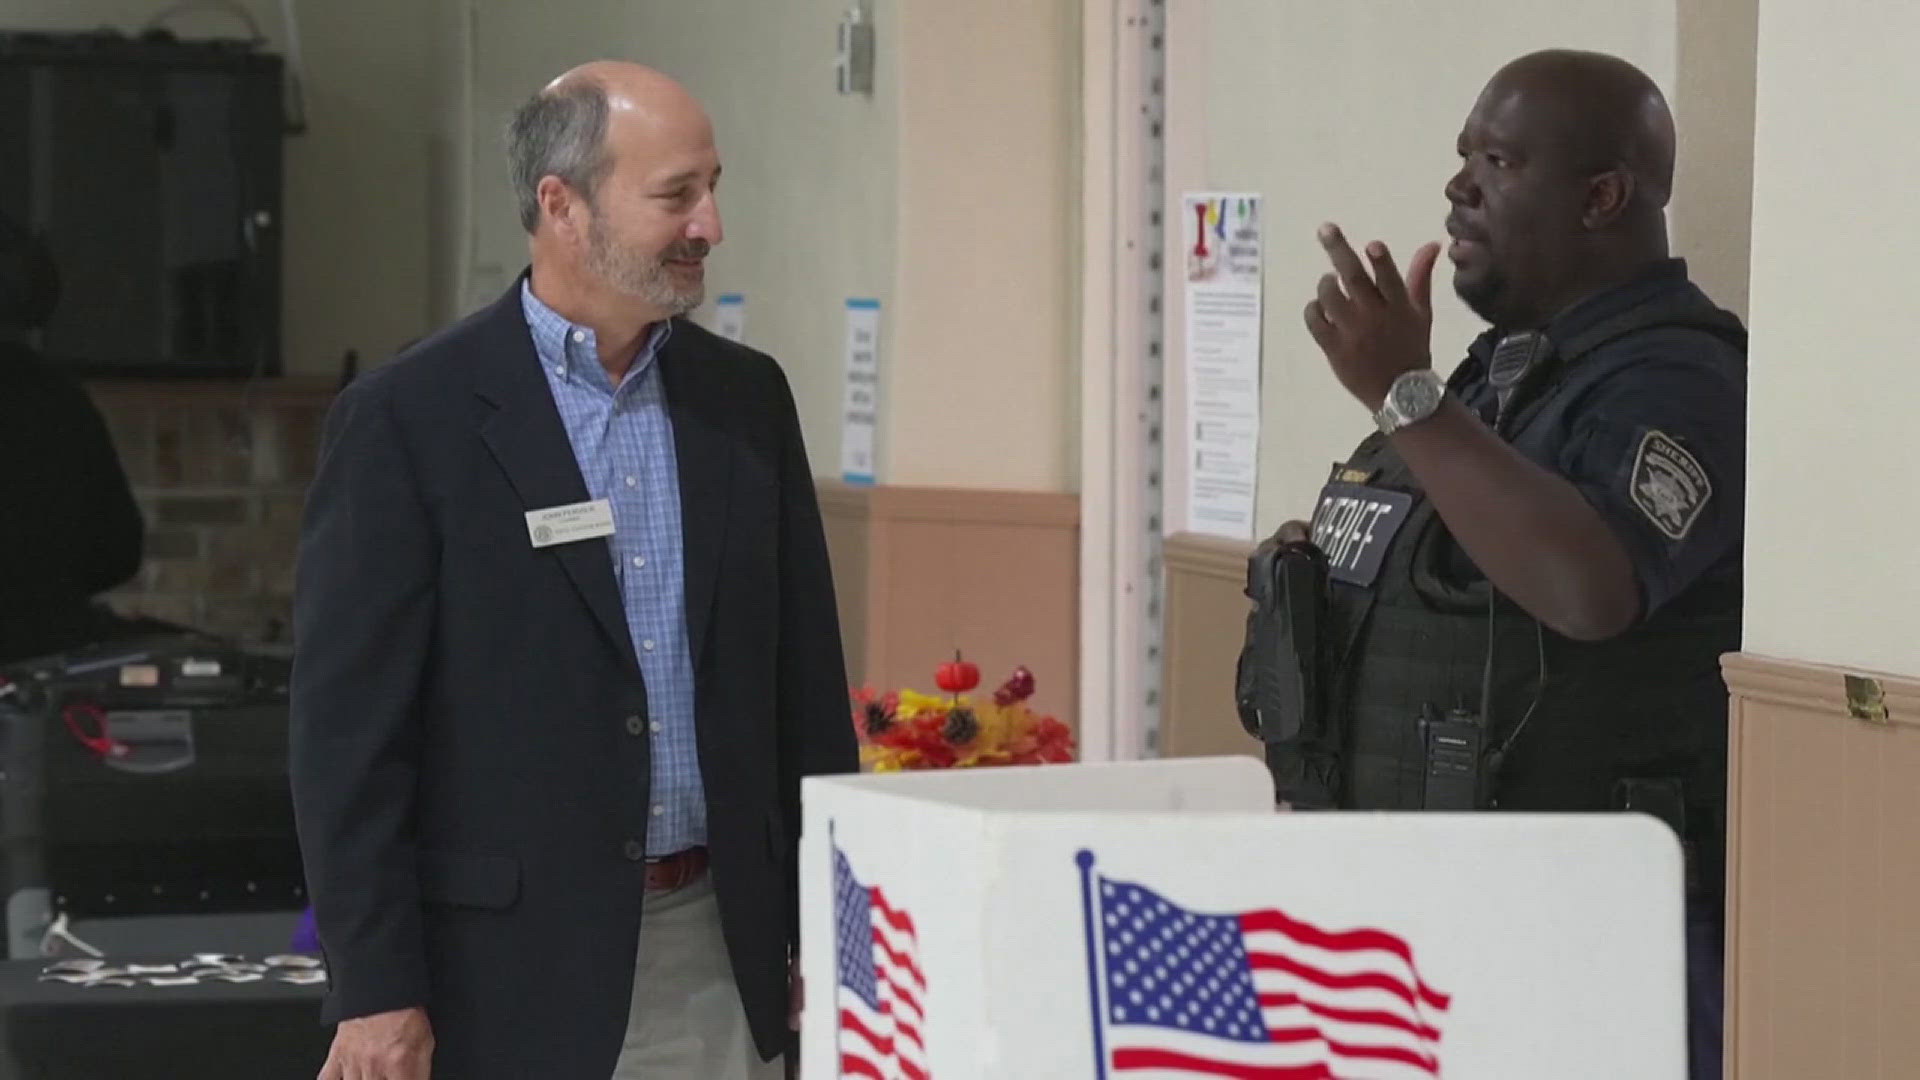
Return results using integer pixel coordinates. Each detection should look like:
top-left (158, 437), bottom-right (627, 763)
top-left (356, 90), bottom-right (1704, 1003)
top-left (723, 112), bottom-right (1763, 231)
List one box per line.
top-left (1236, 541), bottom-right (1342, 806)
top-left (1236, 540), bottom-right (1330, 744)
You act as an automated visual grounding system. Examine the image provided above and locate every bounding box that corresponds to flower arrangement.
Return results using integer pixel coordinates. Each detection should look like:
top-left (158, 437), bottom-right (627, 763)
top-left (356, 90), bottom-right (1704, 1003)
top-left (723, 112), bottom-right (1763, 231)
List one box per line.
top-left (850, 652), bottom-right (1075, 771)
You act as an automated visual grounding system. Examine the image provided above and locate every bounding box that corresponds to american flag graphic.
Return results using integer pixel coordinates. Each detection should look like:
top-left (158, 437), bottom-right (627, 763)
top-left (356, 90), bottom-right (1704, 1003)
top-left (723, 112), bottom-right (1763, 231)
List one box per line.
top-left (1076, 852), bottom-right (1452, 1079)
top-left (834, 842), bottom-right (931, 1080)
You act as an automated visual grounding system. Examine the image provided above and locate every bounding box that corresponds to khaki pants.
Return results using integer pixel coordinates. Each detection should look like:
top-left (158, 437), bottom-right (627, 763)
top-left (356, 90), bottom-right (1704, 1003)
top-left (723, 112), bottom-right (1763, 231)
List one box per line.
top-left (612, 875), bottom-right (785, 1080)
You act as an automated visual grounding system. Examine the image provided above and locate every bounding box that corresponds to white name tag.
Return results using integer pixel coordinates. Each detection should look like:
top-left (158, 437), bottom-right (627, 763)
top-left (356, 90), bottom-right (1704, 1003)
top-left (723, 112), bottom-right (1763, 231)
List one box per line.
top-left (525, 499), bottom-right (616, 548)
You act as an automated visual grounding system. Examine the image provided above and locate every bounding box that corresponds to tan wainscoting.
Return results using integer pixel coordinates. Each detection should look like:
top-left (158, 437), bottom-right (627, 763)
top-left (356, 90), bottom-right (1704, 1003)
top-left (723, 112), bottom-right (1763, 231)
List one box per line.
top-left (1161, 532), bottom-right (1260, 760)
top-left (1723, 653), bottom-right (1920, 1080)
top-left (816, 481), bottom-right (1080, 733)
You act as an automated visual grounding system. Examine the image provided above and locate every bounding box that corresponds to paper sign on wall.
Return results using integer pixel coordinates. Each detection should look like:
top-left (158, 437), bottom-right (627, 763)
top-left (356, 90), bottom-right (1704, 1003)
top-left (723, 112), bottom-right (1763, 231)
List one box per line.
top-left (841, 299), bottom-right (881, 485)
top-left (1182, 192), bottom-right (1264, 542)
top-left (713, 293), bottom-right (746, 342)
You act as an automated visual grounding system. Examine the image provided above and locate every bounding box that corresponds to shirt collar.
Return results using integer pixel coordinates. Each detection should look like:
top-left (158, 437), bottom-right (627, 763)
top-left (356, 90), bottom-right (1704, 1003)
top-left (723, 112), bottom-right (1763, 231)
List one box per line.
top-left (1463, 257), bottom-right (1691, 376)
top-left (520, 279), bottom-right (673, 392)
top-left (1541, 257), bottom-right (1689, 345)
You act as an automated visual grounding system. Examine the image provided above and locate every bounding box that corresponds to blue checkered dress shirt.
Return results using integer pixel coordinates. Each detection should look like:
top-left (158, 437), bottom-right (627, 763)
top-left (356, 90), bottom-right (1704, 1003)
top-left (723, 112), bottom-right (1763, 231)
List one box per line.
top-left (520, 282), bottom-right (706, 855)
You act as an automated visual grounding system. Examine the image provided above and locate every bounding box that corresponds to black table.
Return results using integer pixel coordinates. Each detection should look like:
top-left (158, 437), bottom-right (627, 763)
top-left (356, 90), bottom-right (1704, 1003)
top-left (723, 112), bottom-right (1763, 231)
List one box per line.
top-left (0, 959), bottom-right (329, 1079)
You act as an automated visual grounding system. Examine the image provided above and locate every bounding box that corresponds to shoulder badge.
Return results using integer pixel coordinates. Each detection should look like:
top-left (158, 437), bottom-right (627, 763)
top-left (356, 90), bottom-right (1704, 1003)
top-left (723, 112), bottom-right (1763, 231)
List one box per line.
top-left (1629, 430), bottom-right (1712, 541)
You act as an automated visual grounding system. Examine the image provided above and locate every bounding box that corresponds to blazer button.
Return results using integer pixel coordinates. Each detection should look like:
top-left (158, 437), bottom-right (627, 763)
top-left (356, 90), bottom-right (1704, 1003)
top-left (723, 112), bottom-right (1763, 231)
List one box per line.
top-left (624, 839), bottom-right (645, 862)
top-left (625, 714), bottom-right (645, 736)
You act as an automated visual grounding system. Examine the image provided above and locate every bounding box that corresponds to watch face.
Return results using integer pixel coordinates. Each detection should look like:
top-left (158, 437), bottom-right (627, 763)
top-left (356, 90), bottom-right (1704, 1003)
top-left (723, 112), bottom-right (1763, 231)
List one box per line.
top-left (1392, 371), bottom-right (1442, 416)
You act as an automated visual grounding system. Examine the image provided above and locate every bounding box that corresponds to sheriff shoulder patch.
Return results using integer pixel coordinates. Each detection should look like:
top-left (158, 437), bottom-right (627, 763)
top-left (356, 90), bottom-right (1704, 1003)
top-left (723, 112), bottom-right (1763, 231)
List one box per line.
top-left (1630, 430), bottom-right (1712, 541)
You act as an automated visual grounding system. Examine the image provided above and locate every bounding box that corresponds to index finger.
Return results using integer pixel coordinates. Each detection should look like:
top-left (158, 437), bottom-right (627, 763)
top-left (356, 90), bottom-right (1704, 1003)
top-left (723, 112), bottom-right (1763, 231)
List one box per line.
top-left (1365, 240), bottom-right (1409, 306)
top-left (1317, 223), bottom-right (1380, 305)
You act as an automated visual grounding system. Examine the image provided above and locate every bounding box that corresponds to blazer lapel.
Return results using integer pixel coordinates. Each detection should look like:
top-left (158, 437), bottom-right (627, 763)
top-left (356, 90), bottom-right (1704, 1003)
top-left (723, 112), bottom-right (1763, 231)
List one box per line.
top-left (469, 283), bottom-right (641, 675)
top-left (660, 325), bottom-right (733, 671)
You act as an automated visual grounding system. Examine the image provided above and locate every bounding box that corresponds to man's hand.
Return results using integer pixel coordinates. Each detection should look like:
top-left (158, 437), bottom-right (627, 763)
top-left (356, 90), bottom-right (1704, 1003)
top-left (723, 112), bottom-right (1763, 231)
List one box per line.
top-left (1253, 520), bottom-right (1312, 567)
top-left (1302, 224), bottom-right (1443, 410)
top-left (319, 1007), bottom-right (433, 1080)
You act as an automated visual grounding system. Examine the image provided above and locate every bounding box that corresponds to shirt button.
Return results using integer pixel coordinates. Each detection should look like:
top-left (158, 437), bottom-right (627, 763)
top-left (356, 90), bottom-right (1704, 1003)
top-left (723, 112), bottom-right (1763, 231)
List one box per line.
top-left (552, 365), bottom-right (564, 377)
top-left (571, 329), bottom-right (586, 344)
top-left (651, 804), bottom-right (665, 818)
top-left (624, 839), bottom-right (645, 861)
top-left (649, 719), bottom-right (662, 734)
top-left (642, 639), bottom-right (656, 652)
top-left (625, 475), bottom-right (638, 488)
top-left (631, 555), bottom-right (645, 568)
top-left (625, 714), bottom-right (644, 735)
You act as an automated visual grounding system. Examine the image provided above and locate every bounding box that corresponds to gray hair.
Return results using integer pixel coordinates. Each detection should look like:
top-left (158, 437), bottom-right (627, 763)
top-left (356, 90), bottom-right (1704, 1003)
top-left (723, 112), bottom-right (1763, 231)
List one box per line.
top-left (506, 79), bottom-right (614, 233)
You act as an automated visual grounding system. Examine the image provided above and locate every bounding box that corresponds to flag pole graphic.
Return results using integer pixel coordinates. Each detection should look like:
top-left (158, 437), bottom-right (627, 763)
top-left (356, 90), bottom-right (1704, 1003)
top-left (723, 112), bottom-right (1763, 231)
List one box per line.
top-left (829, 819), bottom-right (841, 1076)
top-left (1075, 849), bottom-right (1110, 1080)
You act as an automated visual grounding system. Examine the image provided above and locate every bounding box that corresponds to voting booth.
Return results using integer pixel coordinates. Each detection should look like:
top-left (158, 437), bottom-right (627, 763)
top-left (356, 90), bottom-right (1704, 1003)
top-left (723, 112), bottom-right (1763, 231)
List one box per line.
top-left (800, 756), bottom-right (1687, 1079)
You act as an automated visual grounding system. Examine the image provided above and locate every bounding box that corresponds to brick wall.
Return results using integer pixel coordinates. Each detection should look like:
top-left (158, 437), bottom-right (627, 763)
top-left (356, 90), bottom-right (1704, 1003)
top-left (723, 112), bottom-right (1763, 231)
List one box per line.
top-left (86, 379), bottom-right (337, 646)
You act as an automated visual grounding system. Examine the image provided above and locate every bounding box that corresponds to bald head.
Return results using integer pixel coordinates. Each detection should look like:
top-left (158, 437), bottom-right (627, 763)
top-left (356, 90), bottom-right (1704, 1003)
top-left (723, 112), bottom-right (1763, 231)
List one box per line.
top-left (1444, 50), bottom-right (1678, 328)
top-left (1486, 49), bottom-right (1676, 210)
top-left (543, 60), bottom-right (706, 127)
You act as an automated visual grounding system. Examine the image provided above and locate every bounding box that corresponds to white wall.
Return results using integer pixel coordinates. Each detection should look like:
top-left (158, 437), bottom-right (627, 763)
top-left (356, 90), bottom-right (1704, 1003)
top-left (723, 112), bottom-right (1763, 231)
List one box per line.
top-left (1161, 0), bottom-right (1763, 538)
top-left (1743, 0), bottom-right (1920, 676)
top-left (6, 0), bottom-right (438, 375)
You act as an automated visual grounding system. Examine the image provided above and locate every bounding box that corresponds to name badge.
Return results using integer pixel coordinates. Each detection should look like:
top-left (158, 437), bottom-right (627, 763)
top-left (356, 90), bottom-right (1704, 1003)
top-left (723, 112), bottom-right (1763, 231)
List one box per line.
top-left (525, 499), bottom-right (616, 548)
top-left (1309, 481), bottom-right (1414, 587)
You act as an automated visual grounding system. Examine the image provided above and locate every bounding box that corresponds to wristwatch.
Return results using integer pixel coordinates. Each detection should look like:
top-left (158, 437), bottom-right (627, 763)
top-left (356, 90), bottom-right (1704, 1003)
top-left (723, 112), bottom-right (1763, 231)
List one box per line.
top-left (1372, 369), bottom-right (1446, 435)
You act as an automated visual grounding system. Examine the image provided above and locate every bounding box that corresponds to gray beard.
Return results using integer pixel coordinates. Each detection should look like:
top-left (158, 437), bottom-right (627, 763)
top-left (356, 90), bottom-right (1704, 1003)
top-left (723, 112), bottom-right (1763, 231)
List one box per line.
top-left (586, 218), bottom-right (703, 315)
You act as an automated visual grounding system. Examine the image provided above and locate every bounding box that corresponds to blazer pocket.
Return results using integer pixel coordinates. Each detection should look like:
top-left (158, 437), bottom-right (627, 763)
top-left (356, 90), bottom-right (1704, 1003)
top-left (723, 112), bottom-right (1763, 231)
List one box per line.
top-left (419, 850), bottom-right (521, 910)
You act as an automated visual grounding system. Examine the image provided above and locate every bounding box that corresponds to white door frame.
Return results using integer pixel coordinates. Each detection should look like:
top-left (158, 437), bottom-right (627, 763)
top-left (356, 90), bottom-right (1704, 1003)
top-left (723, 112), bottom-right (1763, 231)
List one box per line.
top-left (1077, 0), bottom-right (1165, 762)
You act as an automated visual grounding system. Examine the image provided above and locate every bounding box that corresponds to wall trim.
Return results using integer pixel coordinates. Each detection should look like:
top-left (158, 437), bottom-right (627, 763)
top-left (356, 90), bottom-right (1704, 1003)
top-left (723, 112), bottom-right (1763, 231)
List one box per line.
top-left (1160, 530), bottom-right (1257, 759)
top-left (1164, 531), bottom-right (1252, 584)
top-left (815, 479), bottom-right (873, 522)
top-left (817, 479), bottom-right (1076, 528)
top-left (1722, 652), bottom-right (1920, 729)
top-left (1722, 649), bottom-right (1920, 1078)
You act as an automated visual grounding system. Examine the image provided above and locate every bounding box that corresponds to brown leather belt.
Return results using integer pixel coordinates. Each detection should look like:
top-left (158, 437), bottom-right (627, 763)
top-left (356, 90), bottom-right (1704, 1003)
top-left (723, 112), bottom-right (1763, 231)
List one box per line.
top-left (645, 846), bottom-right (708, 892)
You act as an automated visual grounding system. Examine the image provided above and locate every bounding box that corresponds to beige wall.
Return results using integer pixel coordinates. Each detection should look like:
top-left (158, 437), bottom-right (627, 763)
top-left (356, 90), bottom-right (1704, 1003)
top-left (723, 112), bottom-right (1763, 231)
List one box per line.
top-left (8, 0), bottom-right (438, 375)
top-left (889, 0), bottom-right (1080, 490)
top-left (455, 0), bottom-right (1079, 491)
top-left (1672, 0), bottom-right (1759, 320)
top-left (1743, 0), bottom-right (1920, 677)
top-left (1163, 0), bottom-right (1760, 537)
top-left (820, 482), bottom-right (1081, 732)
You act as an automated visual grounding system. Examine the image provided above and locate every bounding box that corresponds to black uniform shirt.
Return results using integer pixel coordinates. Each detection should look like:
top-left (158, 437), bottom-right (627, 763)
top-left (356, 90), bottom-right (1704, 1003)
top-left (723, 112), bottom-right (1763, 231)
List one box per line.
top-left (1443, 259), bottom-right (1746, 626)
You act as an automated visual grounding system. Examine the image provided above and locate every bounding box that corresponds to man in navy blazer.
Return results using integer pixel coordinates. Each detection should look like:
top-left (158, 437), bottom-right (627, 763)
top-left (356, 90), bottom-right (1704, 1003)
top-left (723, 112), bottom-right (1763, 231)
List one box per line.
top-left (290, 61), bottom-right (856, 1079)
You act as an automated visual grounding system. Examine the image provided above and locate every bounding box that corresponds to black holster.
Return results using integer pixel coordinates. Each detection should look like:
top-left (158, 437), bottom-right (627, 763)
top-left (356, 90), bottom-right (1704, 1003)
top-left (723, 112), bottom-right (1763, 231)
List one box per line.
top-left (1235, 540), bottom-right (1340, 807)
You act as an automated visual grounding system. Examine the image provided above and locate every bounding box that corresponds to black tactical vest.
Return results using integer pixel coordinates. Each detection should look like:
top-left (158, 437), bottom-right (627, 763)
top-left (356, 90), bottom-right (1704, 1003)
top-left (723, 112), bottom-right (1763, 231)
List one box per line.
top-left (1294, 288), bottom-right (1747, 828)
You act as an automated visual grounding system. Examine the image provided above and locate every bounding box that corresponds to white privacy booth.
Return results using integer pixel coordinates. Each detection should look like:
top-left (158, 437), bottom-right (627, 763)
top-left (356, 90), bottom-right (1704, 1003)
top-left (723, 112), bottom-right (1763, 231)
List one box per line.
top-left (800, 756), bottom-right (1685, 1079)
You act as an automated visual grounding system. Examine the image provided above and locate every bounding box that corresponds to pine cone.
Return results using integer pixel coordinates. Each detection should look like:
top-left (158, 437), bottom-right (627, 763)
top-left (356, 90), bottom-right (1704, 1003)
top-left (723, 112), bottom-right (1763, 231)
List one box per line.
top-left (943, 706), bottom-right (980, 745)
top-left (863, 700), bottom-right (895, 737)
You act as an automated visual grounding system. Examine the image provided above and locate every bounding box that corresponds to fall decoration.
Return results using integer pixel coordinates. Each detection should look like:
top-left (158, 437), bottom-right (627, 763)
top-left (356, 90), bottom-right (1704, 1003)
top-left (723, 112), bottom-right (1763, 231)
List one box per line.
top-left (850, 658), bottom-right (1074, 772)
top-left (934, 651), bottom-right (982, 695)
